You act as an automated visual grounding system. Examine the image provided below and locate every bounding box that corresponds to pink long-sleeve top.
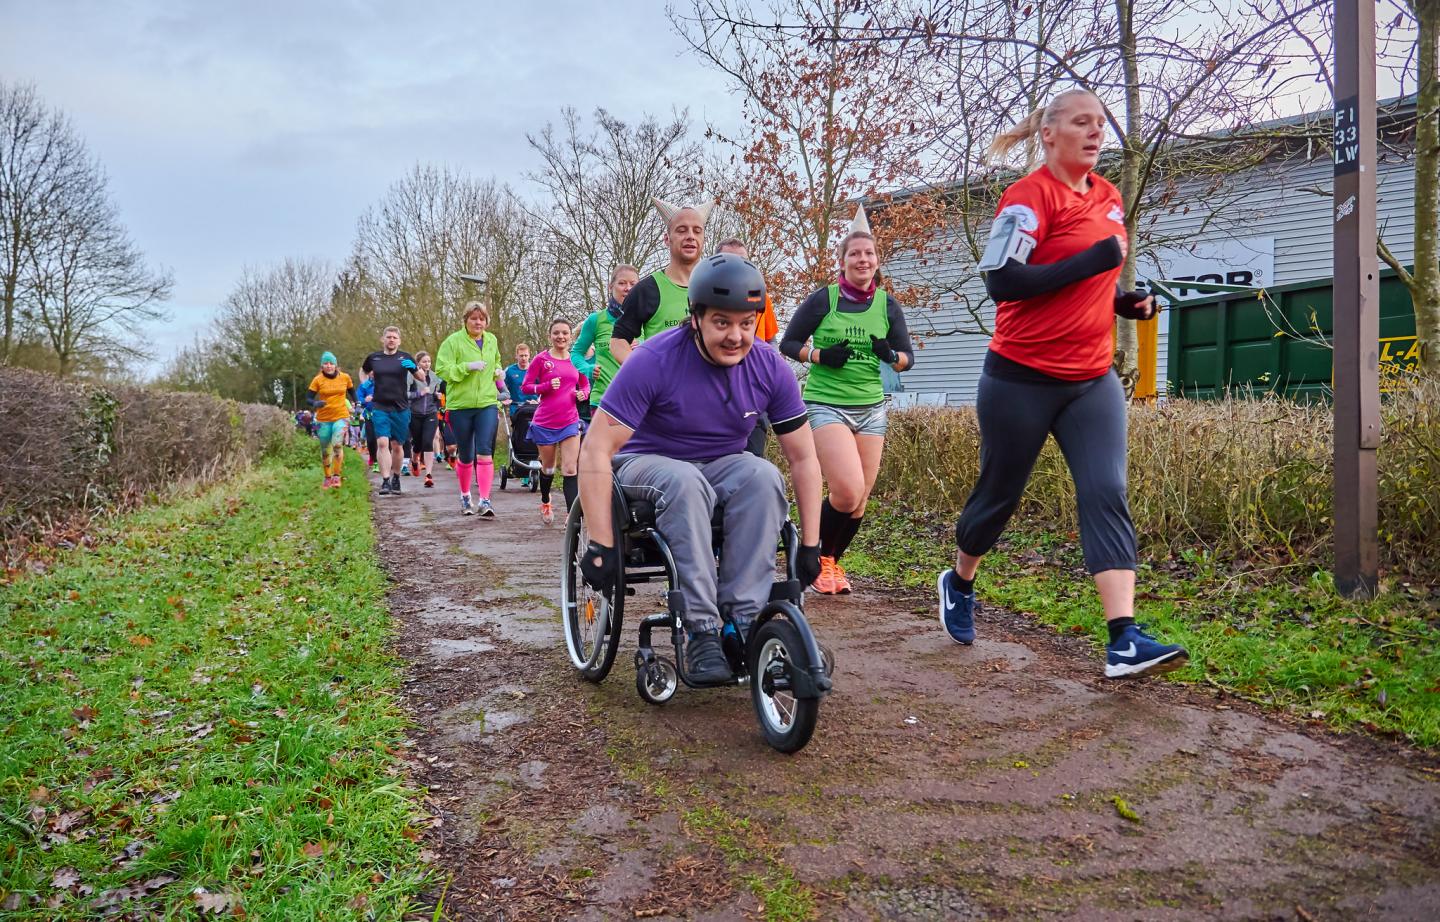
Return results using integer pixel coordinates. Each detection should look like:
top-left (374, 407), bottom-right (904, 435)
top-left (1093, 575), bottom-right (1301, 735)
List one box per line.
top-left (521, 351), bottom-right (590, 429)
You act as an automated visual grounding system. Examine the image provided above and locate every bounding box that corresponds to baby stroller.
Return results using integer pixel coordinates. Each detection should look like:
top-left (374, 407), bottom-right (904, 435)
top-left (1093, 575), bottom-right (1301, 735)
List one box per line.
top-left (499, 402), bottom-right (543, 492)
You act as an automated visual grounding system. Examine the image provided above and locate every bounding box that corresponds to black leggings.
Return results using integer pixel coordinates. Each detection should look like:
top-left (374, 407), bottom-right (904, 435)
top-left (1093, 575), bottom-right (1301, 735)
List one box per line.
top-left (410, 412), bottom-right (438, 457)
top-left (955, 364), bottom-right (1137, 574)
top-left (364, 420), bottom-right (378, 461)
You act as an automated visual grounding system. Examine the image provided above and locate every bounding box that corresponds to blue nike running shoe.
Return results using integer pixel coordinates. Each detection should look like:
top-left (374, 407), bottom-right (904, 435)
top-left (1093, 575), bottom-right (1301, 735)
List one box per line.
top-left (937, 569), bottom-right (975, 645)
top-left (1105, 623), bottom-right (1188, 678)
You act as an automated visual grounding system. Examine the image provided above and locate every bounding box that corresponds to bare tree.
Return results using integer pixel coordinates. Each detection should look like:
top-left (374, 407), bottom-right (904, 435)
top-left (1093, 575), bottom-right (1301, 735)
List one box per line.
top-left (347, 164), bottom-right (488, 354)
top-left (1376, 0), bottom-right (1439, 374)
top-left (0, 81), bottom-right (92, 365)
top-left (526, 108), bottom-right (705, 311)
top-left (673, 0), bottom-right (946, 312)
top-left (187, 258), bottom-right (333, 405)
top-left (683, 0), bottom-right (1326, 383)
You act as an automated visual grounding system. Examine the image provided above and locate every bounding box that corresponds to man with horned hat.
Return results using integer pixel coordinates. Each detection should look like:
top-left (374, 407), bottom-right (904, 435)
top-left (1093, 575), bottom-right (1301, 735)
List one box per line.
top-left (609, 197), bottom-right (712, 364)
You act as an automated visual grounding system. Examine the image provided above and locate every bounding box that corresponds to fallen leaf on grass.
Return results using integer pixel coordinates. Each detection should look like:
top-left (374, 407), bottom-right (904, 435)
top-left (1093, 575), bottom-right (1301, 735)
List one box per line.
top-left (128, 635), bottom-right (155, 647)
top-left (29, 786), bottom-right (50, 803)
top-left (52, 867), bottom-right (80, 889)
top-left (347, 893), bottom-right (368, 910)
top-left (193, 888), bottom-right (238, 914)
top-left (72, 704), bottom-right (98, 724)
top-left (92, 873), bottom-right (177, 909)
top-left (300, 841), bottom-right (328, 858)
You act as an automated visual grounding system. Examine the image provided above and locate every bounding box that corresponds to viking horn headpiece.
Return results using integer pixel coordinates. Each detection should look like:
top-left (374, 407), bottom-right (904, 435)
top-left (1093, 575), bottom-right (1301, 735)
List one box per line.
top-left (653, 196), bottom-right (715, 228)
top-left (849, 203), bottom-right (872, 236)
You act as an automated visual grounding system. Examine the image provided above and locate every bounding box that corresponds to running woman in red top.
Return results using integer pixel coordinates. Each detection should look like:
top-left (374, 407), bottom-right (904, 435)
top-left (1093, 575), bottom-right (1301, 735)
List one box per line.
top-left (937, 89), bottom-right (1188, 679)
top-left (521, 317), bottom-right (590, 525)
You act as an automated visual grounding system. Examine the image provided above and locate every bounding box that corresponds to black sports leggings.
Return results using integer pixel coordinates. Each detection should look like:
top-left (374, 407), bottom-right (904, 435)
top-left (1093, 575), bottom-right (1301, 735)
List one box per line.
top-left (954, 363), bottom-right (1137, 574)
top-left (410, 412), bottom-right (438, 457)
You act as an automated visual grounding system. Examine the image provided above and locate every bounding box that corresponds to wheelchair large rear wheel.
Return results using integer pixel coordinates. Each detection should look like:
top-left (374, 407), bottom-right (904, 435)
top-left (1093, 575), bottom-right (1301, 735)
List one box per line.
top-left (748, 619), bottom-right (819, 753)
top-left (561, 501), bottom-right (624, 681)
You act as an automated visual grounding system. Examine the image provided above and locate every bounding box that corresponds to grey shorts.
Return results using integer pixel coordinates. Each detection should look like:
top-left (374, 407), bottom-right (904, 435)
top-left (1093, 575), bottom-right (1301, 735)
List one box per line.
top-left (805, 401), bottom-right (888, 436)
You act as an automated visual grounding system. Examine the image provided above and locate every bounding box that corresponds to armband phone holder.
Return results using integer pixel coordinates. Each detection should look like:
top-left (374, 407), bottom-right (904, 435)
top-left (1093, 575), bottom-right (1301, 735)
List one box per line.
top-left (977, 213), bottom-right (1036, 272)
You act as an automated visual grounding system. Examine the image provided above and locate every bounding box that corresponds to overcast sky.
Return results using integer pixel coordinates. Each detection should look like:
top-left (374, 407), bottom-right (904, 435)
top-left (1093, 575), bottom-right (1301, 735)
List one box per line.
top-left (0, 0), bottom-right (739, 373)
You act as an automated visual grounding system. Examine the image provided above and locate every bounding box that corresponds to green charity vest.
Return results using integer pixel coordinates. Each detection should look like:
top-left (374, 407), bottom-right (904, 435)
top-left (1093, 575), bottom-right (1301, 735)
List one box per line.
top-left (591, 310), bottom-right (620, 405)
top-left (802, 285), bottom-right (890, 406)
top-left (640, 270), bottom-right (691, 339)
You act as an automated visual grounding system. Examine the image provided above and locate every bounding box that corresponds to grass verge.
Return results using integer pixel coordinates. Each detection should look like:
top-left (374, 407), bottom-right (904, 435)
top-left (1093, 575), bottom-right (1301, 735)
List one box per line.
top-left (842, 508), bottom-right (1440, 749)
top-left (0, 447), bottom-right (428, 918)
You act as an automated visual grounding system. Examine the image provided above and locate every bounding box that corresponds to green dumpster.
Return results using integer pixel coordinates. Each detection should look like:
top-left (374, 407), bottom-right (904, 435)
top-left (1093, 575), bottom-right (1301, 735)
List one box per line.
top-left (1165, 269), bottom-right (1419, 400)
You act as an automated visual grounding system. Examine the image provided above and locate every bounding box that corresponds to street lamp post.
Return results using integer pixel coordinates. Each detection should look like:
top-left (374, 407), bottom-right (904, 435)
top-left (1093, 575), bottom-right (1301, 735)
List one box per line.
top-left (1331, 0), bottom-right (1380, 598)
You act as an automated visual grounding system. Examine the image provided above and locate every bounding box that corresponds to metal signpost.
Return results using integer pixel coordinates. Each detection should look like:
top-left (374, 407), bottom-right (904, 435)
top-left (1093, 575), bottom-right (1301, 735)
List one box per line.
top-left (1331, 0), bottom-right (1380, 598)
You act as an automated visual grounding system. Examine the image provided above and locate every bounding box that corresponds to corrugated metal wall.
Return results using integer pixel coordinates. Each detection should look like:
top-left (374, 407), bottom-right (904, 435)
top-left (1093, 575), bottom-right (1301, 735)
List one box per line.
top-left (879, 151), bottom-right (1417, 404)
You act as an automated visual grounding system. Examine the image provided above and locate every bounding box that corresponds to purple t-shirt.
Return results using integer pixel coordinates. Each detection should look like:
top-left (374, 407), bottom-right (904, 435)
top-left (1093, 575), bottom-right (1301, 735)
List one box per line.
top-left (600, 325), bottom-right (806, 462)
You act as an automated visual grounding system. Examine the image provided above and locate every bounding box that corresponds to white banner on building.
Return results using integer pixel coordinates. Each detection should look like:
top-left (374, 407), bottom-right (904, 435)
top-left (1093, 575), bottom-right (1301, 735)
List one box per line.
top-left (1134, 236), bottom-right (1275, 301)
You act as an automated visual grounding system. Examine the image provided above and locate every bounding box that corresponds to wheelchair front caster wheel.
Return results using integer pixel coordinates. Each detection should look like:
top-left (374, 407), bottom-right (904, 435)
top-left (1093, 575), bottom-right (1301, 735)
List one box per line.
top-left (636, 657), bottom-right (678, 705)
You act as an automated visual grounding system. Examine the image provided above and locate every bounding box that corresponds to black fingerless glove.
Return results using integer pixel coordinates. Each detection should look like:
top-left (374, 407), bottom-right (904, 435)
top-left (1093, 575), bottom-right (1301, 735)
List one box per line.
top-left (579, 540), bottom-right (619, 593)
top-left (1114, 290), bottom-right (1156, 320)
top-left (869, 335), bottom-right (898, 365)
top-left (815, 340), bottom-right (851, 368)
top-left (795, 544), bottom-right (822, 587)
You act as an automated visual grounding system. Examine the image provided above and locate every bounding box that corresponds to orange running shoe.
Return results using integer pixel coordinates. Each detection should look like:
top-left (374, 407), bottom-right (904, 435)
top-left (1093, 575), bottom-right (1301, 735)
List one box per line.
top-left (540, 502), bottom-right (554, 525)
top-left (832, 559), bottom-right (852, 594)
top-left (810, 556), bottom-right (839, 594)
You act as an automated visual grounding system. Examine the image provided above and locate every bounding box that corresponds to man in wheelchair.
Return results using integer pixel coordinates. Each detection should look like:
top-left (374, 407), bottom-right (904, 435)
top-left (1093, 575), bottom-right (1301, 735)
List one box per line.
top-left (577, 251), bottom-right (823, 684)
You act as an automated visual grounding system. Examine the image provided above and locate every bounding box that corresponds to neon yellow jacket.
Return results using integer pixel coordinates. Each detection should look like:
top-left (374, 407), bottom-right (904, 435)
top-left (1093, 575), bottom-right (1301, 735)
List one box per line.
top-left (434, 329), bottom-right (505, 410)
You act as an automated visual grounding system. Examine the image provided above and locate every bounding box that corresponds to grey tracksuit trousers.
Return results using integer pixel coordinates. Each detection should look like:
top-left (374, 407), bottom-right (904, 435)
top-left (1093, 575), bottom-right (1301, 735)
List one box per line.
top-left (614, 452), bottom-right (787, 634)
top-left (954, 366), bottom-right (1137, 574)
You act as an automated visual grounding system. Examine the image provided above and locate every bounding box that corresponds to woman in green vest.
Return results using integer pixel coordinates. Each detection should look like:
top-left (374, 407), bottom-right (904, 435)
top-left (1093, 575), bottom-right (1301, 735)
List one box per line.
top-left (779, 206), bottom-right (914, 594)
top-left (571, 264), bottom-right (639, 417)
top-left (434, 300), bottom-right (510, 517)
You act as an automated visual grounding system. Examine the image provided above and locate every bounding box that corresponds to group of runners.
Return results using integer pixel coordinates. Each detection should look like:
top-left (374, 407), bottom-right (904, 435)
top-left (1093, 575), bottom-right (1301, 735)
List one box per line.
top-left (306, 88), bottom-right (1188, 682)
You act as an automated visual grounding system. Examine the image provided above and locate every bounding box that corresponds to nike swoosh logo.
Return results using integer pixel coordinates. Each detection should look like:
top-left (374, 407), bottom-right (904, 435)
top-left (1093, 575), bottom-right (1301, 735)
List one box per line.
top-left (1114, 642), bottom-right (1137, 658)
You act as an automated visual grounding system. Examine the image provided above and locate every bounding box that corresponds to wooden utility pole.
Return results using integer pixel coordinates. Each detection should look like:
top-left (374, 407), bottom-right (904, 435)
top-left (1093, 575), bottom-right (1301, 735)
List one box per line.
top-left (1331, 0), bottom-right (1380, 598)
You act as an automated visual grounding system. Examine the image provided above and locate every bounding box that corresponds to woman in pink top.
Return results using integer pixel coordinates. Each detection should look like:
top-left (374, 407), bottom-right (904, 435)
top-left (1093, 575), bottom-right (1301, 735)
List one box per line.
top-left (522, 317), bottom-right (591, 524)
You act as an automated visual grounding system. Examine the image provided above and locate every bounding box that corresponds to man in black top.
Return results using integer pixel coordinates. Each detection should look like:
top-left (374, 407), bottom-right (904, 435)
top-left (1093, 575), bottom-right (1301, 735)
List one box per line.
top-left (361, 325), bottom-right (418, 496)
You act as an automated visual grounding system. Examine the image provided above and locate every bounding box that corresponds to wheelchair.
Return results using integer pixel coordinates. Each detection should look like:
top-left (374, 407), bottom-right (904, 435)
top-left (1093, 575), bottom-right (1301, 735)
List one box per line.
top-left (560, 478), bottom-right (833, 753)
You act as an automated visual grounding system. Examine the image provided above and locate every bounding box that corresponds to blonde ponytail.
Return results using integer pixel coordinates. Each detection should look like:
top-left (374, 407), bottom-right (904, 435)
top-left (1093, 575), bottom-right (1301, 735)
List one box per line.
top-left (986, 89), bottom-right (1099, 169)
top-left (986, 108), bottom-right (1046, 165)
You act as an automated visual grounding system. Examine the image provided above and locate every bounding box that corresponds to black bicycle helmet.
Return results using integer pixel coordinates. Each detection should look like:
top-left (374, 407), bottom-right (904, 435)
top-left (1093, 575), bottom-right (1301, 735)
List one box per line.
top-left (688, 252), bottom-right (766, 313)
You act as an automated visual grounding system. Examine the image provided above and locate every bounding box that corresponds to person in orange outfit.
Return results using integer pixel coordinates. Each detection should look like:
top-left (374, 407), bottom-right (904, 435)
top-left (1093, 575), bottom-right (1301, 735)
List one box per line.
top-left (305, 351), bottom-right (356, 489)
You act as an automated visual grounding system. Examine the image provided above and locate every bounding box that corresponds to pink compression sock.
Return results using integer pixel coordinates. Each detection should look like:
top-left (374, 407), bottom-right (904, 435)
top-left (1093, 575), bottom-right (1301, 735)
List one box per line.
top-left (475, 459), bottom-right (494, 500)
top-left (457, 461), bottom-right (473, 495)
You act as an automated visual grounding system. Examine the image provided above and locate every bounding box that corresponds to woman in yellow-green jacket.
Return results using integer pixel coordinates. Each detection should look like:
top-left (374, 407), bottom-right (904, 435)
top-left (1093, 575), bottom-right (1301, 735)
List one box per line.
top-left (434, 300), bottom-right (510, 517)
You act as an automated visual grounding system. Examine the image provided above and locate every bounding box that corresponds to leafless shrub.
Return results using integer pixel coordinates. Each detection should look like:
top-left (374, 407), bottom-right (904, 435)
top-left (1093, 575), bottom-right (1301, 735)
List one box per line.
top-left (877, 382), bottom-right (1440, 583)
top-left (0, 366), bottom-right (290, 565)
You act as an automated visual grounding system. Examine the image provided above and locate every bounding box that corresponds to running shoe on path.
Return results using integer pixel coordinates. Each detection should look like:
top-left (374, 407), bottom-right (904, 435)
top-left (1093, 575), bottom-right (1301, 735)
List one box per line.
top-left (1105, 624), bottom-right (1188, 678)
top-left (810, 556), bottom-right (839, 594)
top-left (937, 568), bottom-right (976, 645)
